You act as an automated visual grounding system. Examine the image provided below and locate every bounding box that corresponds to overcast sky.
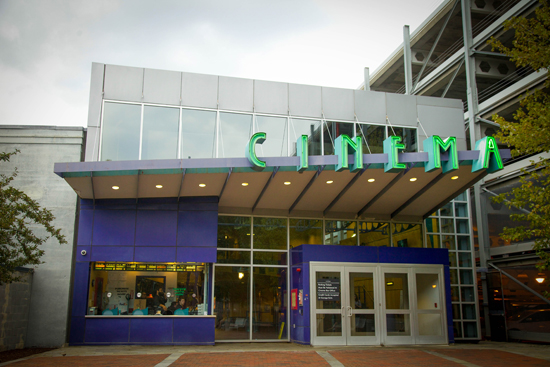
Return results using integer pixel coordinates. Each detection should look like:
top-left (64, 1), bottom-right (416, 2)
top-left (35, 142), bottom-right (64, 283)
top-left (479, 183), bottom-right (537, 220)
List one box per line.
top-left (0, 0), bottom-right (445, 128)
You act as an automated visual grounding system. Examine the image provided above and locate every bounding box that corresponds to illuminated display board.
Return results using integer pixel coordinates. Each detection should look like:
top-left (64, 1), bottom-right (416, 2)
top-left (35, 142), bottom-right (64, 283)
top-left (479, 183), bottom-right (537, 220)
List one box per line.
top-left (93, 262), bottom-right (203, 272)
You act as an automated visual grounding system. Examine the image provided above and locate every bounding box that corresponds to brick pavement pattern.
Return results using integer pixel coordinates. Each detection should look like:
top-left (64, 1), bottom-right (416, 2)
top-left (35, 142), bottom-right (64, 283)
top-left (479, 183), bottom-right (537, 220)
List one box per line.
top-left (171, 351), bottom-right (330, 367)
top-left (7, 354), bottom-right (170, 367)
top-left (328, 349), bottom-right (463, 367)
top-left (433, 349), bottom-right (550, 367)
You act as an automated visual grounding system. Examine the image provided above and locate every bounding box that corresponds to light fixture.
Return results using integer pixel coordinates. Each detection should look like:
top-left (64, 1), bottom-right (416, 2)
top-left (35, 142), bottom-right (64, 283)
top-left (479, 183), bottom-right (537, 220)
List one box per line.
top-left (410, 178), bottom-right (417, 182)
top-left (242, 182), bottom-right (249, 186)
top-left (137, 292), bottom-right (142, 298)
top-left (166, 292), bottom-right (171, 297)
top-left (155, 184), bottom-right (163, 189)
top-left (536, 277), bottom-right (545, 284)
top-left (112, 186), bottom-right (120, 190)
top-left (432, 284), bottom-right (437, 288)
top-left (451, 176), bottom-right (459, 180)
top-left (368, 178), bottom-right (375, 183)
top-left (199, 183), bottom-right (206, 187)
top-left (326, 180), bottom-right (334, 184)
top-left (386, 281), bottom-right (394, 286)
top-left (284, 181), bottom-right (291, 185)
top-left (352, 233), bottom-right (356, 238)
top-left (238, 272), bottom-right (244, 279)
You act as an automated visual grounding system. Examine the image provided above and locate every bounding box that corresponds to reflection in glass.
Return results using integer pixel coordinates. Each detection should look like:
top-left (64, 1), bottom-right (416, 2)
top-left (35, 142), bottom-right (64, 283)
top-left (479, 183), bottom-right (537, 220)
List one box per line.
top-left (255, 116), bottom-right (288, 157)
top-left (441, 218), bottom-right (455, 233)
top-left (101, 102), bottom-right (141, 161)
top-left (217, 216), bottom-right (251, 248)
top-left (460, 270), bottom-right (474, 285)
top-left (453, 304), bottom-right (461, 319)
top-left (392, 223), bottom-right (423, 248)
top-left (450, 270), bottom-right (459, 285)
top-left (456, 219), bottom-right (469, 234)
top-left (219, 112), bottom-right (253, 158)
top-left (181, 109), bottom-right (216, 159)
top-left (455, 203), bottom-right (468, 217)
top-left (425, 218), bottom-right (439, 233)
top-left (462, 304), bottom-right (476, 319)
top-left (416, 273), bottom-right (440, 309)
top-left (252, 267), bottom-right (287, 340)
top-left (253, 217), bottom-right (287, 250)
top-left (216, 251), bottom-right (251, 264)
top-left (351, 314), bottom-right (375, 336)
top-left (385, 273), bottom-right (409, 309)
top-left (289, 119), bottom-right (321, 156)
top-left (324, 220), bottom-right (357, 246)
top-left (289, 219), bottom-right (322, 248)
top-left (459, 252), bottom-right (472, 268)
top-left (392, 127), bottom-right (417, 152)
top-left (386, 314), bottom-right (410, 336)
top-left (440, 202), bottom-right (453, 216)
top-left (449, 252), bottom-right (457, 267)
top-left (253, 252), bottom-right (287, 265)
top-left (349, 272), bottom-right (374, 309)
top-left (457, 236), bottom-right (470, 251)
top-left (142, 106), bottom-right (179, 160)
top-left (442, 235), bottom-right (456, 250)
top-left (427, 234), bottom-right (440, 248)
top-left (461, 287), bottom-right (475, 302)
top-left (317, 314), bottom-right (342, 336)
top-left (358, 222), bottom-right (390, 247)
top-left (453, 322), bottom-right (463, 338)
top-left (451, 286), bottom-right (459, 301)
top-left (455, 191), bottom-right (467, 201)
top-left (323, 121), bottom-right (354, 155)
top-left (356, 124), bottom-right (385, 154)
top-left (215, 266), bottom-right (250, 340)
top-left (418, 314), bottom-right (442, 335)
top-left (463, 322), bottom-right (478, 337)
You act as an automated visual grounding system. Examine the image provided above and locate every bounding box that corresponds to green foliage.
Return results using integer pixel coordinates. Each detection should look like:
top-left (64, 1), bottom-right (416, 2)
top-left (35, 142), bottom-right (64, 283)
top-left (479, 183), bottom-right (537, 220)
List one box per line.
top-left (488, 0), bottom-right (550, 271)
top-left (0, 150), bottom-right (67, 284)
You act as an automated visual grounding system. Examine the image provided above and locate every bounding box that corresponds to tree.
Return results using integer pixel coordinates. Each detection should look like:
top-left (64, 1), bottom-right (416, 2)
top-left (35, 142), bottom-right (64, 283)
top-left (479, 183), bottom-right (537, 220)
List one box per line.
top-left (0, 150), bottom-right (67, 284)
top-left (488, 0), bottom-right (550, 271)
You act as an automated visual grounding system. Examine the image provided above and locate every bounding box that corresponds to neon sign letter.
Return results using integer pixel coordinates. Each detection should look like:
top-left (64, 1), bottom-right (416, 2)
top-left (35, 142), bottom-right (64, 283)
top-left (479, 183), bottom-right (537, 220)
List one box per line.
top-left (472, 136), bottom-right (503, 173)
top-left (335, 135), bottom-right (363, 172)
top-left (423, 135), bottom-right (459, 173)
top-left (384, 136), bottom-right (406, 173)
top-left (246, 132), bottom-right (267, 171)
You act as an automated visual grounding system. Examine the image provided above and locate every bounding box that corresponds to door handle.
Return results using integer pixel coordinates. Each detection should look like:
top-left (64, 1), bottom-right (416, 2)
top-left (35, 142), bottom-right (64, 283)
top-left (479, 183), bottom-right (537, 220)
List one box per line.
top-left (341, 306), bottom-right (345, 317)
top-left (347, 306), bottom-right (352, 317)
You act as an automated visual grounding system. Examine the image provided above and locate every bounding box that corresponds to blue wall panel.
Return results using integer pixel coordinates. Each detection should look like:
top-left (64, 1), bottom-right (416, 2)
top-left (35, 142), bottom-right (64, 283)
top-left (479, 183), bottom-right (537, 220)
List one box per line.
top-left (72, 262), bottom-right (90, 317)
top-left (69, 316), bottom-right (86, 344)
top-left (76, 245), bottom-right (91, 262)
top-left (135, 246), bottom-right (176, 263)
top-left (173, 318), bottom-right (215, 344)
top-left (177, 211), bottom-right (218, 247)
top-left (177, 246), bottom-right (216, 263)
top-left (444, 266), bottom-right (454, 343)
top-left (379, 247), bottom-right (448, 265)
top-left (85, 318), bottom-right (130, 343)
top-left (92, 210), bottom-right (136, 246)
top-left (130, 318), bottom-right (173, 343)
top-left (91, 246), bottom-right (134, 262)
top-left (135, 210), bottom-right (177, 247)
top-left (77, 209), bottom-right (93, 246)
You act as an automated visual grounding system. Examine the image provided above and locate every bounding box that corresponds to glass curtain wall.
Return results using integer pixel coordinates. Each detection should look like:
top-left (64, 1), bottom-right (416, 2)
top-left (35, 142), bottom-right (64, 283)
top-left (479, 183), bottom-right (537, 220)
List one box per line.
top-left (425, 191), bottom-right (477, 340)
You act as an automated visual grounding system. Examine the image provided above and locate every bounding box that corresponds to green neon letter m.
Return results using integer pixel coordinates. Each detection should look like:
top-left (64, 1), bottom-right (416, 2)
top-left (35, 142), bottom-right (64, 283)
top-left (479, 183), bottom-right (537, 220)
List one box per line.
top-left (334, 135), bottom-right (363, 172)
top-left (423, 135), bottom-right (459, 173)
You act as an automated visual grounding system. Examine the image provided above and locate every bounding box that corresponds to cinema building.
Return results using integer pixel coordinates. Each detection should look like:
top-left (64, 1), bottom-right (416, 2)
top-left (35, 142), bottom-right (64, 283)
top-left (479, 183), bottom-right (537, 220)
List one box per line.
top-left (52, 61), bottom-right (507, 346)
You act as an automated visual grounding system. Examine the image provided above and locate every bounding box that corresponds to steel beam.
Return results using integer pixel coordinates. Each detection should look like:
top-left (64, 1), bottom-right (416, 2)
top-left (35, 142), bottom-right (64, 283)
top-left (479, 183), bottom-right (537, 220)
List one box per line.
top-left (323, 166), bottom-right (369, 216)
top-left (289, 166), bottom-right (324, 214)
top-left (357, 170), bottom-right (406, 218)
top-left (252, 167), bottom-right (279, 212)
top-left (489, 263), bottom-right (550, 306)
top-left (218, 168), bottom-right (232, 200)
top-left (441, 58), bottom-right (464, 98)
top-left (403, 25), bottom-right (414, 95)
top-left (391, 172), bottom-right (446, 219)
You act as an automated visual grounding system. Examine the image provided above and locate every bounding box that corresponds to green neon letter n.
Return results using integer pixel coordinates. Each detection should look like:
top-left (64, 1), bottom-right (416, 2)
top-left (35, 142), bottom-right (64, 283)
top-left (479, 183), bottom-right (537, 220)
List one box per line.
top-left (246, 132), bottom-right (267, 171)
top-left (423, 135), bottom-right (459, 173)
top-left (335, 135), bottom-right (363, 172)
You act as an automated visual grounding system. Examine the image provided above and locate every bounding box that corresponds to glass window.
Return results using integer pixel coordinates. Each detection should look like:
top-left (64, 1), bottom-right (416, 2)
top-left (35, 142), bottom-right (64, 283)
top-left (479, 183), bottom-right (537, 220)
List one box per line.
top-left (441, 218), bottom-right (455, 233)
top-left (214, 266), bottom-right (250, 340)
top-left (458, 253), bottom-right (472, 268)
top-left (324, 220), bottom-right (357, 246)
top-left (289, 219), bottom-right (322, 248)
top-left (391, 127), bottom-right (417, 152)
top-left (356, 123), bottom-right (385, 154)
top-left (252, 267), bottom-right (287, 340)
top-left (385, 273), bottom-right (409, 309)
top-left (101, 102), bottom-right (141, 161)
top-left (253, 252), bottom-right (287, 265)
top-left (442, 235), bottom-right (456, 250)
top-left (255, 116), bottom-right (288, 157)
top-left (392, 223), bottom-right (423, 248)
top-left (455, 203), bottom-right (468, 217)
top-left (88, 262), bottom-right (207, 316)
top-left (289, 119), bottom-right (322, 156)
top-left (426, 234), bottom-right (440, 248)
top-left (219, 112), bottom-right (253, 158)
top-left (218, 216), bottom-right (251, 249)
top-left (440, 202), bottom-right (453, 216)
top-left (323, 121), bottom-right (354, 155)
top-left (216, 250), bottom-right (251, 264)
top-left (425, 218), bottom-right (439, 233)
top-left (358, 222), bottom-right (390, 247)
top-left (181, 109), bottom-right (217, 159)
top-left (253, 217), bottom-right (287, 250)
top-left (457, 236), bottom-right (470, 251)
top-left (141, 106), bottom-right (179, 160)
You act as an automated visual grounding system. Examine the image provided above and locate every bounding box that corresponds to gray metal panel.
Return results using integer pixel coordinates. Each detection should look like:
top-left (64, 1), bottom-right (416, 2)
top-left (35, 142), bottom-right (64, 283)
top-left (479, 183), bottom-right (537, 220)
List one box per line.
top-left (386, 93), bottom-right (417, 126)
top-left (417, 104), bottom-right (466, 139)
top-left (288, 83), bottom-right (322, 118)
top-left (219, 76), bottom-right (253, 112)
top-left (322, 87), bottom-right (355, 120)
top-left (416, 95), bottom-right (463, 109)
top-left (456, 137), bottom-right (467, 150)
top-left (181, 72), bottom-right (218, 109)
top-left (103, 64), bottom-right (143, 102)
top-left (354, 90), bottom-right (386, 124)
top-left (254, 80), bottom-right (288, 115)
top-left (87, 63), bottom-right (104, 127)
top-left (85, 127), bottom-right (100, 162)
top-left (143, 68), bottom-right (181, 106)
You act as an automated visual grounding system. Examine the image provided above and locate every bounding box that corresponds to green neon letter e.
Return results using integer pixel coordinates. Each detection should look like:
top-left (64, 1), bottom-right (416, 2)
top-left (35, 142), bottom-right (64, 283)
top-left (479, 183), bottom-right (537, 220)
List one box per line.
top-left (384, 136), bottom-right (406, 173)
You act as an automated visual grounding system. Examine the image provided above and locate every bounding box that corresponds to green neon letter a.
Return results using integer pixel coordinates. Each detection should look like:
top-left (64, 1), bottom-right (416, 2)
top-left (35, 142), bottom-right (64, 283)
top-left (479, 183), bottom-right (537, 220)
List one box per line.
top-left (384, 136), bottom-right (406, 173)
top-left (472, 136), bottom-right (503, 173)
top-left (423, 135), bottom-right (459, 173)
top-left (246, 132), bottom-right (267, 171)
top-left (335, 135), bottom-right (363, 172)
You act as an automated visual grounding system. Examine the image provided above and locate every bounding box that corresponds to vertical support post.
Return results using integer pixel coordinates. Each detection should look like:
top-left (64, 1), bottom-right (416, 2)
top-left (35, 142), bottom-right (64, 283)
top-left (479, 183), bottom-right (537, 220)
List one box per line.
top-left (364, 67), bottom-right (371, 91)
top-left (461, 0), bottom-right (490, 339)
top-left (403, 25), bottom-right (414, 95)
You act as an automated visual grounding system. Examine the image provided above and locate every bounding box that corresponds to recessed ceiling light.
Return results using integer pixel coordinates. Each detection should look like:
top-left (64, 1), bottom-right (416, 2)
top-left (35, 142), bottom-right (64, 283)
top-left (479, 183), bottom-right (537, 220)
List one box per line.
top-left (410, 178), bottom-right (417, 182)
top-left (155, 184), bottom-right (163, 189)
top-left (112, 186), bottom-right (120, 190)
top-left (451, 176), bottom-right (459, 180)
top-left (326, 180), bottom-right (334, 184)
top-left (242, 182), bottom-right (249, 186)
top-left (284, 181), bottom-right (291, 185)
top-left (368, 178), bottom-right (375, 183)
top-left (199, 183), bottom-right (206, 187)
